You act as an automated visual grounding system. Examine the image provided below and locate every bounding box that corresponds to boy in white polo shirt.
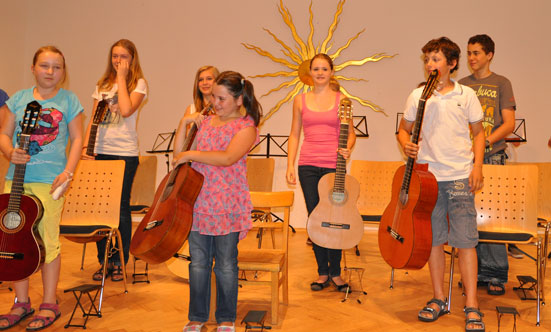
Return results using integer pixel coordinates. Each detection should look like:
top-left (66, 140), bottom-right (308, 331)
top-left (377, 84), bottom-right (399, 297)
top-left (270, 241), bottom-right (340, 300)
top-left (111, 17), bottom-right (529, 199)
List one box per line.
top-left (397, 37), bottom-right (485, 332)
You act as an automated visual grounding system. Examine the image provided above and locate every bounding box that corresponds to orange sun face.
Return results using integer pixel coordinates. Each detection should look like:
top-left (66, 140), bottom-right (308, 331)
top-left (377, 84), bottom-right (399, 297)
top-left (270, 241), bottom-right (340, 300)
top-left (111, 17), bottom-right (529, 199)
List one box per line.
top-left (243, 0), bottom-right (396, 124)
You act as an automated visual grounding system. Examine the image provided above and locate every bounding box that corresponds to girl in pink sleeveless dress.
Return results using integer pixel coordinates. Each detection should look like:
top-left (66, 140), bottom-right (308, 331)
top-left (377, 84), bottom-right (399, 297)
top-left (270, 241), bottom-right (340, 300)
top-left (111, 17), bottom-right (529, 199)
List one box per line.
top-left (174, 71), bottom-right (262, 332)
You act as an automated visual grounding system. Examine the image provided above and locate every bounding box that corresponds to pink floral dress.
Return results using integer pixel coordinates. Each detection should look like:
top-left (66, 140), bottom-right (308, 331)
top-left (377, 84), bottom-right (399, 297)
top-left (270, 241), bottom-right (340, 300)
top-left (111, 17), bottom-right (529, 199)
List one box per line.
top-left (191, 115), bottom-right (256, 239)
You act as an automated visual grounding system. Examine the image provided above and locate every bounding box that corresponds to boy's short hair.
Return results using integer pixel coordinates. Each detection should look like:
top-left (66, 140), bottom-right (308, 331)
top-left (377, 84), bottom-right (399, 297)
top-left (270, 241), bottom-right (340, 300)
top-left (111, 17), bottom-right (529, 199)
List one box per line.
top-left (422, 37), bottom-right (461, 73)
top-left (468, 34), bottom-right (495, 55)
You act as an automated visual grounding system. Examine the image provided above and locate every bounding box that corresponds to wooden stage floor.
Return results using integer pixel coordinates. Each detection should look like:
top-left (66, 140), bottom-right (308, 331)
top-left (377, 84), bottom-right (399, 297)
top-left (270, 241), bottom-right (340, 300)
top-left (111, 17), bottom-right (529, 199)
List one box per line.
top-left (0, 225), bottom-right (548, 331)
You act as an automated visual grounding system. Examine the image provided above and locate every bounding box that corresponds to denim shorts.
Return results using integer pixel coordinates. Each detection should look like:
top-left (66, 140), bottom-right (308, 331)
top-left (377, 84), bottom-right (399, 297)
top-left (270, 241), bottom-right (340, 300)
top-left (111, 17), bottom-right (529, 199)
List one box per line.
top-left (431, 178), bottom-right (478, 248)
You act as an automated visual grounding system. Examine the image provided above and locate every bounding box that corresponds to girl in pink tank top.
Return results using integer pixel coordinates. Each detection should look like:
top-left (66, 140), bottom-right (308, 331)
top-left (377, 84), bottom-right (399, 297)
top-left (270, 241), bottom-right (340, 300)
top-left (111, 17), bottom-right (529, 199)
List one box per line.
top-left (286, 54), bottom-right (356, 293)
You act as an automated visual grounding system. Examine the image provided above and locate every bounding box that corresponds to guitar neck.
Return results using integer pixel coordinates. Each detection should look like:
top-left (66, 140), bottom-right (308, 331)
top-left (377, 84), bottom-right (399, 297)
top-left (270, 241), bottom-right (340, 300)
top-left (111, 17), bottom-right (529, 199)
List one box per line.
top-left (87, 123), bottom-right (99, 156)
top-left (333, 121), bottom-right (349, 193)
top-left (8, 137), bottom-right (30, 212)
top-left (401, 98), bottom-right (427, 194)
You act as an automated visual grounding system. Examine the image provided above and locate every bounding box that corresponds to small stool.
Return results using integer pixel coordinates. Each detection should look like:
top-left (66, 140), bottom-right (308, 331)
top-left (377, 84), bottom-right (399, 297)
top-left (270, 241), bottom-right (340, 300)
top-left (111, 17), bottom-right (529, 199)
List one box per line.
top-left (496, 306), bottom-right (519, 332)
top-left (64, 284), bottom-right (102, 329)
top-left (342, 266), bottom-right (367, 303)
top-left (241, 310), bottom-right (270, 331)
top-left (132, 256), bottom-right (150, 284)
top-left (514, 275), bottom-right (537, 300)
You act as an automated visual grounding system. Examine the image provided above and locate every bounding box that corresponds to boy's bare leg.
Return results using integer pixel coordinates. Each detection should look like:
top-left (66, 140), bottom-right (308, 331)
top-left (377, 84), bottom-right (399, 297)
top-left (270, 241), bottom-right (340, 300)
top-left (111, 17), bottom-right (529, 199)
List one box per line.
top-left (458, 247), bottom-right (483, 329)
top-left (419, 244), bottom-right (447, 320)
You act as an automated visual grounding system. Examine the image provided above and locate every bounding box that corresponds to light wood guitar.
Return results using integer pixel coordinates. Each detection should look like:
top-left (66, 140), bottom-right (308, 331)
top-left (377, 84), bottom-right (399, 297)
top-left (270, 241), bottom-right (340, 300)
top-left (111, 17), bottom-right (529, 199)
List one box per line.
top-left (306, 98), bottom-right (363, 250)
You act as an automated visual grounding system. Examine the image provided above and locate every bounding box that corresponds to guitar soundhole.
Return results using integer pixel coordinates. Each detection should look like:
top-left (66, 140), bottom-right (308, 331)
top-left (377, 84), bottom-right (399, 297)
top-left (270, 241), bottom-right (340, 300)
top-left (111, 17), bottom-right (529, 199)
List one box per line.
top-left (3, 212), bottom-right (22, 230)
top-left (331, 191), bottom-right (346, 204)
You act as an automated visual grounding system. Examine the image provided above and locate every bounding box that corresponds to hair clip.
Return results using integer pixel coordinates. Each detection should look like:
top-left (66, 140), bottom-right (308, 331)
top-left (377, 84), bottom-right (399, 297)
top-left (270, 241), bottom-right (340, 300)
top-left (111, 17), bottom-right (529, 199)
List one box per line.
top-left (241, 78), bottom-right (245, 87)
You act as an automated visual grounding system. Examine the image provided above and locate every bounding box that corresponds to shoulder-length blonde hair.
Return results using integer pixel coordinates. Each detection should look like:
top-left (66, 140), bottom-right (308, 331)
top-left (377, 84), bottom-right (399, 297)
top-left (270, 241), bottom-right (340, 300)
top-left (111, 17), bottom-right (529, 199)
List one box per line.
top-left (193, 65), bottom-right (219, 112)
top-left (97, 39), bottom-right (144, 92)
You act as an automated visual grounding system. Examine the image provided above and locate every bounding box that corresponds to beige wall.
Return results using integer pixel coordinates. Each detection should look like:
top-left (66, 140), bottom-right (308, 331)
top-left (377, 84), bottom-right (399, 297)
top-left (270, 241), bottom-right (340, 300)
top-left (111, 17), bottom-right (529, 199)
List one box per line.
top-left (2, 0), bottom-right (550, 227)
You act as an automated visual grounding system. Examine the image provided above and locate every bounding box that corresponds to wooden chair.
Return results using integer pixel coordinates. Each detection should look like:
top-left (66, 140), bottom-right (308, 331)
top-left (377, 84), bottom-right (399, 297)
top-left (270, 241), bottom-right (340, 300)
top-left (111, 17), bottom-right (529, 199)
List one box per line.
top-left (532, 163), bottom-right (551, 271)
top-left (130, 155), bottom-right (157, 214)
top-left (238, 191), bottom-right (294, 325)
top-left (350, 160), bottom-right (403, 287)
top-left (446, 164), bottom-right (546, 326)
top-left (247, 157), bottom-right (276, 248)
top-left (59, 160), bottom-right (127, 314)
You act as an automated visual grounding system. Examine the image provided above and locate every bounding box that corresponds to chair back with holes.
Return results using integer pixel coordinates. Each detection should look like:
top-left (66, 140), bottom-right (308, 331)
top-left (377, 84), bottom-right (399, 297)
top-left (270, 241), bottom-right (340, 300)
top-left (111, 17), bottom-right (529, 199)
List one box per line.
top-left (475, 164), bottom-right (538, 238)
top-left (350, 160), bottom-right (403, 222)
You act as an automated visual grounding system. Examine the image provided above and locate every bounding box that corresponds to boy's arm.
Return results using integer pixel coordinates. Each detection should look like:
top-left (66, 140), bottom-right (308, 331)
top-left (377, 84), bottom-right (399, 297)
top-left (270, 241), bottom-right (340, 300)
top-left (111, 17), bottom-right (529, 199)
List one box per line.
top-left (470, 121), bottom-right (485, 192)
top-left (397, 118), bottom-right (418, 159)
top-left (486, 108), bottom-right (515, 145)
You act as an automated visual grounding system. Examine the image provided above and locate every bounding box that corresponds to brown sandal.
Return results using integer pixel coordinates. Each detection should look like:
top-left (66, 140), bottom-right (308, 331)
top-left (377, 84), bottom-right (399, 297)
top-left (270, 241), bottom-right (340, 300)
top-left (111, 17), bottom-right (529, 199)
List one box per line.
top-left (111, 265), bottom-right (124, 282)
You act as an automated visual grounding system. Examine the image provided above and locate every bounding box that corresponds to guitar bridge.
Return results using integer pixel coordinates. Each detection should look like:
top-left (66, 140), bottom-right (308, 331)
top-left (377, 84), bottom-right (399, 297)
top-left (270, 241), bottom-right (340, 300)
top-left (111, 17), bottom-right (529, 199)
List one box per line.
top-left (321, 222), bottom-right (350, 230)
top-left (144, 220), bottom-right (163, 231)
top-left (386, 226), bottom-right (404, 243)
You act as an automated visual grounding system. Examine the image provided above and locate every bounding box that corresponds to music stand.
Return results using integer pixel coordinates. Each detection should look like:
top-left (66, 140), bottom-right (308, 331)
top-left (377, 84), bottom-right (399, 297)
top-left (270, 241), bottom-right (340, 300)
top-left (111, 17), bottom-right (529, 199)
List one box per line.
top-left (146, 130), bottom-right (175, 173)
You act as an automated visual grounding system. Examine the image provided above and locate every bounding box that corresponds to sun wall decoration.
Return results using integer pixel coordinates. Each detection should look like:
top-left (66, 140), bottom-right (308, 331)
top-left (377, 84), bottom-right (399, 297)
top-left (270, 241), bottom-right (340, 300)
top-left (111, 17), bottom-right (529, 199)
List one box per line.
top-left (243, 0), bottom-right (396, 124)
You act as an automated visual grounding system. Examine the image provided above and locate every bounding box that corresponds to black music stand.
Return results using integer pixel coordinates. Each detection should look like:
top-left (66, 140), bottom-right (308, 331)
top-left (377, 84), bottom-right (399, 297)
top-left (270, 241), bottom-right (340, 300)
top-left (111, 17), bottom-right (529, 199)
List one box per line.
top-left (146, 131), bottom-right (175, 173)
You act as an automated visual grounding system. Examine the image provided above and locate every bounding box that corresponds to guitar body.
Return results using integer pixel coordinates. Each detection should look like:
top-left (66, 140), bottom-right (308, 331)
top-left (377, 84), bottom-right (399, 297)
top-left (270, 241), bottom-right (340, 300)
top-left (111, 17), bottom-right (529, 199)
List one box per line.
top-left (0, 193), bottom-right (44, 282)
top-left (130, 164), bottom-right (204, 264)
top-left (378, 163), bottom-right (437, 269)
top-left (307, 173), bottom-right (363, 250)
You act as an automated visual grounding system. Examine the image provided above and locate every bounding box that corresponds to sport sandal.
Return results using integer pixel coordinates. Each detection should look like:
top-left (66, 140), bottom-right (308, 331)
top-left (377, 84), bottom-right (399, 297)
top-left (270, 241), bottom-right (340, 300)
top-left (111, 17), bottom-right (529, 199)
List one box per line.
top-left (26, 302), bottom-right (60, 331)
top-left (464, 307), bottom-right (485, 332)
top-left (0, 298), bottom-right (34, 330)
top-left (418, 298), bottom-right (447, 322)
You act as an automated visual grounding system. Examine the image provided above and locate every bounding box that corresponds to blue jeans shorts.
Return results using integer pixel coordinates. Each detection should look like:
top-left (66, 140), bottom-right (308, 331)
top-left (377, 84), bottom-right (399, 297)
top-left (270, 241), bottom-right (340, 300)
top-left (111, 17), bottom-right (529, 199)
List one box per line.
top-left (431, 178), bottom-right (478, 248)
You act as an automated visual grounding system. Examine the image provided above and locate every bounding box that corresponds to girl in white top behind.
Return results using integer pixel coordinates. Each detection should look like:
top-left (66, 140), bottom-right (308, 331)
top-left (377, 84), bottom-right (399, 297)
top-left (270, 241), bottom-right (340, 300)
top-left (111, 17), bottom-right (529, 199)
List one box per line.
top-left (82, 39), bottom-right (147, 282)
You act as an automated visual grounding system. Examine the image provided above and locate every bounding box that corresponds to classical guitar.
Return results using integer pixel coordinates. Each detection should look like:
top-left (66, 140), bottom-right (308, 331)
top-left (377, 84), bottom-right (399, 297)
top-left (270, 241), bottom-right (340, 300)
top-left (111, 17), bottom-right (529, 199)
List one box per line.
top-left (378, 69), bottom-right (440, 269)
top-left (130, 106), bottom-right (213, 264)
top-left (306, 98), bottom-right (363, 250)
top-left (85, 99), bottom-right (109, 156)
top-left (0, 101), bottom-right (45, 282)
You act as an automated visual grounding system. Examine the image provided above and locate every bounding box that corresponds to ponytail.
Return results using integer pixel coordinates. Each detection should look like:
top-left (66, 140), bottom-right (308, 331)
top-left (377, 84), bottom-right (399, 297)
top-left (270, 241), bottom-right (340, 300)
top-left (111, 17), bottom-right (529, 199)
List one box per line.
top-left (215, 71), bottom-right (263, 126)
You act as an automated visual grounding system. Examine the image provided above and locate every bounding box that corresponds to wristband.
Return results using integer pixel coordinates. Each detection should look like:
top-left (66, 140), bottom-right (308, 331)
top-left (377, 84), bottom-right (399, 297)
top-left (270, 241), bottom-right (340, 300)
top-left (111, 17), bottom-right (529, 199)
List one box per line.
top-left (63, 170), bottom-right (74, 179)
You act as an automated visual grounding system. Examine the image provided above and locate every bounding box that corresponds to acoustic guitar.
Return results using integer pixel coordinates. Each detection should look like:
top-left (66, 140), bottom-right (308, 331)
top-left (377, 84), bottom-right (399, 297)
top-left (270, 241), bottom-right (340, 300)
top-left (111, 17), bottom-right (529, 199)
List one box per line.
top-left (378, 69), bottom-right (440, 269)
top-left (85, 99), bottom-right (109, 156)
top-left (306, 98), bottom-right (363, 250)
top-left (0, 101), bottom-right (45, 281)
top-left (130, 106), bottom-right (212, 264)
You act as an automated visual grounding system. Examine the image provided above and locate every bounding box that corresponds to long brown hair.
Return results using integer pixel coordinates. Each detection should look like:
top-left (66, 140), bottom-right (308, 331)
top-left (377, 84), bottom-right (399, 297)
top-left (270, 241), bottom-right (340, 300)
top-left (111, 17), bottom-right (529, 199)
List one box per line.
top-left (97, 39), bottom-right (144, 92)
top-left (193, 66), bottom-right (219, 112)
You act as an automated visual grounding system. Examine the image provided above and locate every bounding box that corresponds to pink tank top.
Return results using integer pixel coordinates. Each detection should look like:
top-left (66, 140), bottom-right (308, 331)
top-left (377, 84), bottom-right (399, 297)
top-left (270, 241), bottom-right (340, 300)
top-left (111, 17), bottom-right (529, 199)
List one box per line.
top-left (298, 92), bottom-right (340, 168)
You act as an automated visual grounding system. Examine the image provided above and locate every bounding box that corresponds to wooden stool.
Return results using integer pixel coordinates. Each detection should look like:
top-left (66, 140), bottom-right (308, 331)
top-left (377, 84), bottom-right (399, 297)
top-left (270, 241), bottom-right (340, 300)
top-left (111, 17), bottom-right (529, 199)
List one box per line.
top-left (64, 284), bottom-right (102, 329)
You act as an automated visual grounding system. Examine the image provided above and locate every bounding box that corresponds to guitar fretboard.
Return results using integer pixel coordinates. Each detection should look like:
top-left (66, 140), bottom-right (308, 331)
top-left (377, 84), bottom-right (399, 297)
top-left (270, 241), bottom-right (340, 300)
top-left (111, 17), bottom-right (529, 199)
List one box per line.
top-left (333, 121), bottom-right (349, 194)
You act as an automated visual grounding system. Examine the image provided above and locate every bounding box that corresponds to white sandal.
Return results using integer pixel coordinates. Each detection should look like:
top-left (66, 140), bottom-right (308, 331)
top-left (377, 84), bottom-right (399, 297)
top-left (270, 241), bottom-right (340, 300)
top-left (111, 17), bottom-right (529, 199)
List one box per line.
top-left (183, 322), bottom-right (204, 332)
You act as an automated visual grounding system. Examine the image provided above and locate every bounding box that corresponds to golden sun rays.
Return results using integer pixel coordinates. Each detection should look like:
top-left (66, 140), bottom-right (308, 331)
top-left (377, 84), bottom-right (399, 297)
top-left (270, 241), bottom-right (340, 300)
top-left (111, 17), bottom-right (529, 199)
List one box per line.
top-left (243, 0), bottom-right (396, 123)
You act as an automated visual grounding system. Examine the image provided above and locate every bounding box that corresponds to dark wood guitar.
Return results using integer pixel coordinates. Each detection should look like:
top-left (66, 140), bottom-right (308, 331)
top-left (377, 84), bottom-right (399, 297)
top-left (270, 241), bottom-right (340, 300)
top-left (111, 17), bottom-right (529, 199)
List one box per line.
top-left (85, 99), bottom-right (109, 156)
top-left (130, 106), bottom-right (213, 264)
top-left (306, 98), bottom-right (363, 250)
top-left (0, 101), bottom-right (45, 281)
top-left (378, 70), bottom-right (440, 269)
